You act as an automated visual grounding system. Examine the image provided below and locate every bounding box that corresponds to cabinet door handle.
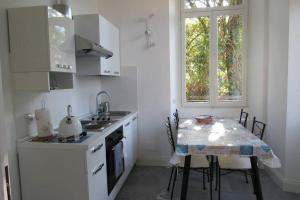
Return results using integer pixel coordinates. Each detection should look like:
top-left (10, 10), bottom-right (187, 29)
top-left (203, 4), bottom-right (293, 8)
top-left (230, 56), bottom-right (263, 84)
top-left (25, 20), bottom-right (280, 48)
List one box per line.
top-left (125, 122), bottom-right (130, 127)
top-left (132, 117), bottom-right (137, 121)
top-left (92, 163), bottom-right (105, 176)
top-left (114, 71), bottom-right (119, 75)
top-left (90, 144), bottom-right (103, 154)
top-left (104, 70), bottom-right (111, 73)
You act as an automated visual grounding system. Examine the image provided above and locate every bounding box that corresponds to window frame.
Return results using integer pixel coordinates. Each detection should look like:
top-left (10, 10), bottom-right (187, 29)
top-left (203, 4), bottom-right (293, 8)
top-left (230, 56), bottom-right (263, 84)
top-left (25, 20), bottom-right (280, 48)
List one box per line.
top-left (181, 0), bottom-right (248, 108)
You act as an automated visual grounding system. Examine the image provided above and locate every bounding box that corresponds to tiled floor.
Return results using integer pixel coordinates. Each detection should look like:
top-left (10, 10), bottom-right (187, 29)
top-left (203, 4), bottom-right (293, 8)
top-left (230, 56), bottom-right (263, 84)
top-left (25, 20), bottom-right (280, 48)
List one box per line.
top-left (116, 166), bottom-right (300, 200)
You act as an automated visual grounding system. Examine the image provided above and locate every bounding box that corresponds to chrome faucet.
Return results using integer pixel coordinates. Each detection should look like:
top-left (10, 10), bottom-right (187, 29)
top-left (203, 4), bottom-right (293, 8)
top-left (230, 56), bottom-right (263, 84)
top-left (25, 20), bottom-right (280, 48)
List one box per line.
top-left (96, 91), bottom-right (111, 120)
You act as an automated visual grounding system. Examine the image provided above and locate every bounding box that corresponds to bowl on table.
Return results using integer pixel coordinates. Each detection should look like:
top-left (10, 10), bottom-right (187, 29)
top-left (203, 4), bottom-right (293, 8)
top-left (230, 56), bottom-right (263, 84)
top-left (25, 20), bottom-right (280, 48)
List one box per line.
top-left (195, 115), bottom-right (213, 125)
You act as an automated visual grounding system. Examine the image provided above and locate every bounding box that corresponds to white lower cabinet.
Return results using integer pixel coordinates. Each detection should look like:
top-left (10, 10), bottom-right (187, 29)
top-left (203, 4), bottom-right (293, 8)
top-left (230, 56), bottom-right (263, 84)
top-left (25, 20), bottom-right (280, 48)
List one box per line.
top-left (18, 113), bottom-right (138, 200)
top-left (132, 115), bottom-right (138, 163)
top-left (87, 138), bottom-right (107, 200)
top-left (18, 136), bottom-right (107, 200)
top-left (123, 118), bottom-right (133, 174)
top-left (123, 114), bottom-right (138, 176)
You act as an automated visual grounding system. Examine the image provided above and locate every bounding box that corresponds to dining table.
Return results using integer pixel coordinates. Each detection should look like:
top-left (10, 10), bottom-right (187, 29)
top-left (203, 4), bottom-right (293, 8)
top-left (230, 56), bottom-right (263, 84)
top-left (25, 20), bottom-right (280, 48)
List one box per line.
top-left (175, 118), bottom-right (281, 200)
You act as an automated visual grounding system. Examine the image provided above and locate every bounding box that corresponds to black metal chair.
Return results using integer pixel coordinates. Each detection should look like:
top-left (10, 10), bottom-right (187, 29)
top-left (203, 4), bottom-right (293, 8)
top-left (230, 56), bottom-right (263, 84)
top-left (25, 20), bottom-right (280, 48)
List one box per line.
top-left (165, 117), bottom-right (210, 200)
top-left (216, 117), bottom-right (267, 200)
top-left (173, 109), bottom-right (179, 130)
top-left (252, 117), bottom-right (266, 140)
top-left (239, 109), bottom-right (249, 128)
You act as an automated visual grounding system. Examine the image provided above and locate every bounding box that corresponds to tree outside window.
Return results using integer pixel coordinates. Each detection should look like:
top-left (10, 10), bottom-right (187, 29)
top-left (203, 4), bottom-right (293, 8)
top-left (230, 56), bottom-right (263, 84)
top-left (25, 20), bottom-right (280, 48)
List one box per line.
top-left (183, 0), bottom-right (246, 106)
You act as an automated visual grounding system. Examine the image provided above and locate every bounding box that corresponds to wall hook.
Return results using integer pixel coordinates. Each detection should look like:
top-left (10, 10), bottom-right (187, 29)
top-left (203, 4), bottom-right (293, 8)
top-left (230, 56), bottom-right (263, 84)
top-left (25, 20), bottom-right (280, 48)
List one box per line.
top-left (145, 14), bottom-right (155, 48)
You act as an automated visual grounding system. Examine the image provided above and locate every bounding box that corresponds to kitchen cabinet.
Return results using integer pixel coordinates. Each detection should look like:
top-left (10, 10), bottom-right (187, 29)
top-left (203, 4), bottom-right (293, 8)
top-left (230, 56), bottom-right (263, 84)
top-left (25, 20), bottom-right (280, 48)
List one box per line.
top-left (8, 6), bottom-right (76, 91)
top-left (74, 14), bottom-right (120, 76)
top-left (131, 115), bottom-right (138, 163)
top-left (18, 112), bottom-right (138, 200)
top-left (18, 136), bottom-right (107, 200)
top-left (123, 114), bottom-right (138, 175)
top-left (87, 138), bottom-right (108, 200)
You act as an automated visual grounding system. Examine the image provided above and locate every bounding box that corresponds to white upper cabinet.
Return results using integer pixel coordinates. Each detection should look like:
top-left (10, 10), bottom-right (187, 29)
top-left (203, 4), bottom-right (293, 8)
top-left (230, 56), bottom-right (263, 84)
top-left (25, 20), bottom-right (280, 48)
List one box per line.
top-left (8, 6), bottom-right (76, 91)
top-left (8, 6), bottom-right (76, 73)
top-left (74, 14), bottom-right (120, 76)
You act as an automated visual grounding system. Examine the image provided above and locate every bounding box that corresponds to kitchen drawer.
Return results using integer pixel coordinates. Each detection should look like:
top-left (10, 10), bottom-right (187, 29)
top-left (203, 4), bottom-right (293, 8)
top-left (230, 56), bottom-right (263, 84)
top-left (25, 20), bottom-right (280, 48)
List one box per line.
top-left (87, 137), bottom-right (106, 174)
top-left (86, 137), bottom-right (108, 200)
top-left (87, 159), bottom-right (107, 200)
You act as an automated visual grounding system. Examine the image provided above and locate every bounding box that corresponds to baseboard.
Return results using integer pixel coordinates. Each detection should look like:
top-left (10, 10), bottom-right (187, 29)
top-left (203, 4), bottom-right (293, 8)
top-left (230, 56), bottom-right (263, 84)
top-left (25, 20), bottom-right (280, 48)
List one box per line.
top-left (265, 168), bottom-right (300, 194)
top-left (283, 179), bottom-right (300, 193)
top-left (265, 168), bottom-right (284, 189)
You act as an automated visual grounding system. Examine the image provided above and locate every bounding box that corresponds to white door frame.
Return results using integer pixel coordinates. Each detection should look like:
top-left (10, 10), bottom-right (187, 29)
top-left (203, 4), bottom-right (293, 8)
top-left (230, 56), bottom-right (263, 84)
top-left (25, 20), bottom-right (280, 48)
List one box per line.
top-left (0, 59), bottom-right (7, 200)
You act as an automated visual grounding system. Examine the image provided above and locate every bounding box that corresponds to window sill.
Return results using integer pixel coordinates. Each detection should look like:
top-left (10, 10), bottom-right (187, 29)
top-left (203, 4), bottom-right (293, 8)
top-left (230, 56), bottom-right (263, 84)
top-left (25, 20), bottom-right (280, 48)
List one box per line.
top-left (181, 101), bottom-right (247, 108)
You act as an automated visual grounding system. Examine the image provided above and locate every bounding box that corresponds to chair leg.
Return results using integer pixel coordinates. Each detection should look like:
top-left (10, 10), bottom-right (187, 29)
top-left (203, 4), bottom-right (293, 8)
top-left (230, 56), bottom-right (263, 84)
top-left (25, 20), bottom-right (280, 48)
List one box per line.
top-left (244, 171), bottom-right (249, 184)
top-left (210, 157), bottom-right (213, 200)
top-left (170, 167), bottom-right (177, 200)
top-left (215, 163), bottom-right (218, 191)
top-left (251, 172), bottom-right (257, 195)
top-left (207, 156), bottom-right (210, 183)
top-left (218, 166), bottom-right (221, 200)
top-left (167, 166), bottom-right (175, 191)
top-left (202, 168), bottom-right (206, 190)
top-left (207, 169), bottom-right (210, 182)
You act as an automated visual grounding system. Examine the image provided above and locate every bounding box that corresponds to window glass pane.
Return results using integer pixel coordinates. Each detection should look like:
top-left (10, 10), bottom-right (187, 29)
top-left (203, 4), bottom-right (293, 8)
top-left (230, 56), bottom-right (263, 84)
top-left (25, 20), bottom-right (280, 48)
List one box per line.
top-left (185, 17), bottom-right (210, 102)
top-left (185, 0), bottom-right (243, 9)
top-left (217, 15), bottom-right (243, 102)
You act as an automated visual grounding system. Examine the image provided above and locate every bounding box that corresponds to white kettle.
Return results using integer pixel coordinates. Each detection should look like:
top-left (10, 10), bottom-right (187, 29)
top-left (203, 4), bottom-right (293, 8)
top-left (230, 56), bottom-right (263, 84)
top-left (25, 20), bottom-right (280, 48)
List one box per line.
top-left (58, 105), bottom-right (82, 139)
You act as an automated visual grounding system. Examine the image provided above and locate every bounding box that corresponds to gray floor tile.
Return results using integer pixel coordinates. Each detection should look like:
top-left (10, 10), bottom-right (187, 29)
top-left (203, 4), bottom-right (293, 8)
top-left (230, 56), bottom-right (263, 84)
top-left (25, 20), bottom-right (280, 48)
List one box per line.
top-left (116, 166), bottom-right (300, 200)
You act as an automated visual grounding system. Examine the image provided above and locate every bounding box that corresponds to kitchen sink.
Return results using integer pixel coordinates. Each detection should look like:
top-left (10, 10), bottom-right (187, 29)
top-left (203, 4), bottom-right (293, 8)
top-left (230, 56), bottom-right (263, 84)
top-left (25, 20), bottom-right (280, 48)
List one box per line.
top-left (81, 120), bottom-right (118, 131)
top-left (108, 111), bottom-right (131, 120)
top-left (109, 111), bottom-right (131, 116)
top-left (80, 111), bottom-right (131, 131)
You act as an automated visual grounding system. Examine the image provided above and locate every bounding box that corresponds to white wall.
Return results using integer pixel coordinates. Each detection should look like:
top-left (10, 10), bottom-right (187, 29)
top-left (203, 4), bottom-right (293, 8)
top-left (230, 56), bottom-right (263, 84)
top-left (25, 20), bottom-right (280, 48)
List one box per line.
top-left (98, 0), bottom-right (172, 165)
top-left (101, 66), bottom-right (138, 111)
top-left (285, 0), bottom-right (300, 192)
top-left (265, 0), bottom-right (289, 182)
top-left (0, 0), bottom-right (102, 199)
top-left (247, 0), bottom-right (268, 122)
top-left (169, 0), bottom-right (180, 114)
top-left (264, 0), bottom-right (300, 193)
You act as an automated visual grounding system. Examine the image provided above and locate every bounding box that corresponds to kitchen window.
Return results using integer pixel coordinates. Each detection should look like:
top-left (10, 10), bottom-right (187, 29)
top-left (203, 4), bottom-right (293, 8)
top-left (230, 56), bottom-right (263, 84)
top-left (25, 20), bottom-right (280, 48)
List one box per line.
top-left (181, 0), bottom-right (248, 107)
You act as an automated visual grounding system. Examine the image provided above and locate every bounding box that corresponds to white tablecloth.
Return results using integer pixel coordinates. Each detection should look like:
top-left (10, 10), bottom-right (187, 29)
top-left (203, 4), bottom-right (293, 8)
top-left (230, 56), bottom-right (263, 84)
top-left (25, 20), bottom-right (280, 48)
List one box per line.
top-left (175, 118), bottom-right (281, 168)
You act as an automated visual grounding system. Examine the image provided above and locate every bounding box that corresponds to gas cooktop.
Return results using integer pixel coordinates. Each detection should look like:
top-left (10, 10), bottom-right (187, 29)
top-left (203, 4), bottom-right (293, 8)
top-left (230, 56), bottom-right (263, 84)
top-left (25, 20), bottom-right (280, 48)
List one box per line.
top-left (31, 132), bottom-right (90, 143)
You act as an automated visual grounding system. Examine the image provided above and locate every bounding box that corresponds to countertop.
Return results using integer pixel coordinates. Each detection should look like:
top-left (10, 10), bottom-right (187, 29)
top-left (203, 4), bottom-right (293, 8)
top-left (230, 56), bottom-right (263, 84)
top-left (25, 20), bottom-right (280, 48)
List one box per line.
top-left (17, 111), bottom-right (138, 150)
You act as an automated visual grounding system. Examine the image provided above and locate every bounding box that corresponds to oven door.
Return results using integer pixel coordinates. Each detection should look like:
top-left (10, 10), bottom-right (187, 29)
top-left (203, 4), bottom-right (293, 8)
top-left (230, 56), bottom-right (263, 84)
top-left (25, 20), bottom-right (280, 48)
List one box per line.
top-left (106, 127), bottom-right (125, 195)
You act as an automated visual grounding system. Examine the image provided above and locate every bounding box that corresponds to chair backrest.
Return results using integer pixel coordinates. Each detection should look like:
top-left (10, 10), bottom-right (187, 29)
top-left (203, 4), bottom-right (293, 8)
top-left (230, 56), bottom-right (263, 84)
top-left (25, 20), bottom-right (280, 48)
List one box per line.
top-left (251, 117), bottom-right (266, 140)
top-left (165, 117), bottom-right (176, 152)
top-left (239, 109), bottom-right (249, 128)
top-left (173, 109), bottom-right (179, 130)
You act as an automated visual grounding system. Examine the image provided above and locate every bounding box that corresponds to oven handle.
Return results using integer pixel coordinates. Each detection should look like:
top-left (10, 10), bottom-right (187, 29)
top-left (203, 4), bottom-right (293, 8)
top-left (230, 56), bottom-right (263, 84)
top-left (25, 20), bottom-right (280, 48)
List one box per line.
top-left (111, 139), bottom-right (125, 151)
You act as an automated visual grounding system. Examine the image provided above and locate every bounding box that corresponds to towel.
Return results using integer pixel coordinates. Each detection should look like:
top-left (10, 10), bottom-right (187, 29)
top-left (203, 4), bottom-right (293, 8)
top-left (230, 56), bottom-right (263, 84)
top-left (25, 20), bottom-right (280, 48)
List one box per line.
top-left (113, 141), bottom-right (124, 179)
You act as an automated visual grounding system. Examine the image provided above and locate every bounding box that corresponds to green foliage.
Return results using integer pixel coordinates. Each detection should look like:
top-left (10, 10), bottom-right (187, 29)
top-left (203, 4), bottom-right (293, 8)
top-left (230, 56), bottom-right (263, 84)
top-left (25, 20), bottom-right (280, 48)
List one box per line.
top-left (185, 17), bottom-right (210, 101)
top-left (217, 15), bottom-right (243, 100)
top-left (185, 0), bottom-right (243, 102)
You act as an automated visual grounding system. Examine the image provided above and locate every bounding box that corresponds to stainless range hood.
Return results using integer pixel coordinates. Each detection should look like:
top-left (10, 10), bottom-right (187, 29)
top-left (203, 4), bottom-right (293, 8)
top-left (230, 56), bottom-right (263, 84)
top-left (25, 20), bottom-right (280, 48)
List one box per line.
top-left (75, 35), bottom-right (113, 59)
